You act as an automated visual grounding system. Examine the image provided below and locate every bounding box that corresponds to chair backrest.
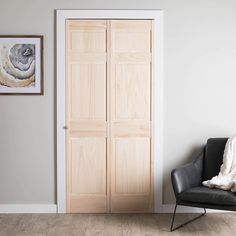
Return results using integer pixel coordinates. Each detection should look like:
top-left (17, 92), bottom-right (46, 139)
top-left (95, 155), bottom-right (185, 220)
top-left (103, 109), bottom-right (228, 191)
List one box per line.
top-left (203, 138), bottom-right (228, 181)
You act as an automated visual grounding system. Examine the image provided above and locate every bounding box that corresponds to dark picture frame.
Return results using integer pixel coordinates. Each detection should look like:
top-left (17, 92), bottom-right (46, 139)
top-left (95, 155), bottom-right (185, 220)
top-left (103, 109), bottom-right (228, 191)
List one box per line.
top-left (0, 35), bottom-right (43, 95)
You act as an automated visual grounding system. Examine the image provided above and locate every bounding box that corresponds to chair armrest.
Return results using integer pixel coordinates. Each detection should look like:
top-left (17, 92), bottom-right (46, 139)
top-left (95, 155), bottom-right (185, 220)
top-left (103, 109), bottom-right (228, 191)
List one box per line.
top-left (171, 150), bottom-right (204, 198)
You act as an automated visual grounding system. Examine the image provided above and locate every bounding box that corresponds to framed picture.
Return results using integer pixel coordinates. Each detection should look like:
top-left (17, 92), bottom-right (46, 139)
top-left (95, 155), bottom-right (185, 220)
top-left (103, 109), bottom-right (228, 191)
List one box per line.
top-left (0, 35), bottom-right (43, 95)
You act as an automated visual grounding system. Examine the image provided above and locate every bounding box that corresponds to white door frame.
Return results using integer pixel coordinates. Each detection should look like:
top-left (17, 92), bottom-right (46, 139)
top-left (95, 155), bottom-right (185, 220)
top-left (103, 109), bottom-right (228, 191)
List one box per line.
top-left (56, 10), bottom-right (164, 213)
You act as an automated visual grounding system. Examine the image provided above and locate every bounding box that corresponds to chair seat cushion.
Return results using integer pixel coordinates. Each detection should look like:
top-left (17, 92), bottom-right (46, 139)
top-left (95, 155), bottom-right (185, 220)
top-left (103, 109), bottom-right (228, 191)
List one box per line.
top-left (179, 186), bottom-right (236, 206)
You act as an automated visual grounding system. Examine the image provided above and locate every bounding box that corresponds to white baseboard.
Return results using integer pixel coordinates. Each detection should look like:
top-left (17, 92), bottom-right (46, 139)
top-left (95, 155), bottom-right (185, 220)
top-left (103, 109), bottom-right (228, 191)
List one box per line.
top-left (0, 203), bottom-right (232, 214)
top-left (159, 204), bottom-right (233, 213)
top-left (0, 204), bottom-right (57, 213)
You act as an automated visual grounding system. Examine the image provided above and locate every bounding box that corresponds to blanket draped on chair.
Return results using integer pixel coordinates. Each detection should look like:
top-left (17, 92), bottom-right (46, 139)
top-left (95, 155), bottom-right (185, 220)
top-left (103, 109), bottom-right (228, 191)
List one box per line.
top-left (202, 135), bottom-right (236, 192)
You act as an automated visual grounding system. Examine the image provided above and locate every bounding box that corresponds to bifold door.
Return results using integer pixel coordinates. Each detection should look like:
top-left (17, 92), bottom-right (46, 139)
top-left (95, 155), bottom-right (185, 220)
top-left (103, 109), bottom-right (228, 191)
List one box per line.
top-left (66, 19), bottom-right (153, 213)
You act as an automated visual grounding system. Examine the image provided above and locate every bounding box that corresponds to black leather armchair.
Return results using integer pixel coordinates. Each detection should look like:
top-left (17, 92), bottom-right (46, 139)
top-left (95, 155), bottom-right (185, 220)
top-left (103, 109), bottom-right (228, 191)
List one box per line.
top-left (170, 138), bottom-right (236, 231)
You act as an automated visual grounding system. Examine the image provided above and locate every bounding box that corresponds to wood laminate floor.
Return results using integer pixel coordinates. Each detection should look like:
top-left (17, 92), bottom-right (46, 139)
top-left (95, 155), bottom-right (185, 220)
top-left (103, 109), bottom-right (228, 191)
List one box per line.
top-left (0, 213), bottom-right (235, 236)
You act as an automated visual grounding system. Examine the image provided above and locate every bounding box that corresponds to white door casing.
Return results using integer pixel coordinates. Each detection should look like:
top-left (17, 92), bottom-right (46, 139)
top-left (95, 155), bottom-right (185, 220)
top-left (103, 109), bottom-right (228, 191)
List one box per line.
top-left (57, 10), bottom-right (163, 213)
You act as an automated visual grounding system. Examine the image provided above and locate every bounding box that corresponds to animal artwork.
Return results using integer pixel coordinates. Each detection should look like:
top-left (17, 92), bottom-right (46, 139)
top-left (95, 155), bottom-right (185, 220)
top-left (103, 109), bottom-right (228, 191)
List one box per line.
top-left (0, 43), bottom-right (36, 88)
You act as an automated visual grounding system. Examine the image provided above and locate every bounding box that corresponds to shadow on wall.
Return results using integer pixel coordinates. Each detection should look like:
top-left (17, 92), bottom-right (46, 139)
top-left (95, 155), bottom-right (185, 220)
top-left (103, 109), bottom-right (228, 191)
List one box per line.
top-left (163, 144), bottom-right (205, 204)
top-left (179, 144), bottom-right (205, 167)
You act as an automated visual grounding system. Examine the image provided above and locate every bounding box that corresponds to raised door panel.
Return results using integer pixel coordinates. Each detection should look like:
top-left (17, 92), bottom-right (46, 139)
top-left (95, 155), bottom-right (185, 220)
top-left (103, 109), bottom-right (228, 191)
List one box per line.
top-left (111, 20), bottom-right (151, 53)
top-left (70, 138), bottom-right (106, 194)
top-left (110, 20), bottom-right (153, 213)
top-left (68, 20), bottom-right (107, 52)
top-left (68, 138), bottom-right (107, 213)
top-left (113, 138), bottom-right (150, 194)
top-left (114, 63), bottom-right (150, 120)
top-left (70, 31), bottom-right (106, 52)
top-left (66, 20), bottom-right (107, 213)
top-left (70, 63), bottom-right (106, 121)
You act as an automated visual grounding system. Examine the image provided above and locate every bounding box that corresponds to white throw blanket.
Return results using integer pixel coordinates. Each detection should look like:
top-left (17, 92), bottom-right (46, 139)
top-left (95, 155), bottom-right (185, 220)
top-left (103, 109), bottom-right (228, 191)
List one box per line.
top-left (202, 135), bottom-right (236, 192)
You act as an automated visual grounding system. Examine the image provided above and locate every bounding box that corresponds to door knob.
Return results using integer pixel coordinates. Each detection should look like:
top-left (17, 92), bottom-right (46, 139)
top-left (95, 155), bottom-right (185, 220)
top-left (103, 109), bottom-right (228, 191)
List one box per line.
top-left (63, 126), bottom-right (68, 130)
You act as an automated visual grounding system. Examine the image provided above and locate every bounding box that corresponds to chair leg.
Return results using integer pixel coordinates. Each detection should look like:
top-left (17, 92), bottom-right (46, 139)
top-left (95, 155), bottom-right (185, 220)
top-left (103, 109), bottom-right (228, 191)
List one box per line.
top-left (170, 204), bottom-right (178, 232)
top-left (170, 204), bottom-right (206, 232)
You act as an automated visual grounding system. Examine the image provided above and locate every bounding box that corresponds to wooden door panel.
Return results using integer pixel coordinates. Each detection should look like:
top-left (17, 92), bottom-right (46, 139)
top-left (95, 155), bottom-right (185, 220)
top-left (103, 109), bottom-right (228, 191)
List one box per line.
top-left (111, 20), bottom-right (151, 53)
top-left (112, 138), bottom-right (150, 194)
top-left (70, 138), bottom-right (106, 194)
top-left (66, 20), bottom-right (108, 213)
top-left (113, 63), bottom-right (150, 120)
top-left (68, 20), bottom-right (107, 52)
top-left (112, 32), bottom-right (150, 52)
top-left (70, 31), bottom-right (106, 52)
top-left (110, 20), bottom-right (153, 212)
top-left (70, 63), bottom-right (106, 121)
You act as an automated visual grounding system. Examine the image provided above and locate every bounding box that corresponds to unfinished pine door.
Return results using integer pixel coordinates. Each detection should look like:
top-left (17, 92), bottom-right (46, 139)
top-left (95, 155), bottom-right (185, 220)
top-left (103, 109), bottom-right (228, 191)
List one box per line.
top-left (66, 20), bottom-right (107, 213)
top-left (66, 19), bottom-right (153, 213)
top-left (110, 20), bottom-right (153, 212)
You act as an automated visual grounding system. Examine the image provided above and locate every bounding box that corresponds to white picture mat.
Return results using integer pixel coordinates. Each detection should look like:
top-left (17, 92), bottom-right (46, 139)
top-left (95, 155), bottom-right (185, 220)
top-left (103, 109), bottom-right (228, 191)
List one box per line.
top-left (0, 37), bottom-right (42, 93)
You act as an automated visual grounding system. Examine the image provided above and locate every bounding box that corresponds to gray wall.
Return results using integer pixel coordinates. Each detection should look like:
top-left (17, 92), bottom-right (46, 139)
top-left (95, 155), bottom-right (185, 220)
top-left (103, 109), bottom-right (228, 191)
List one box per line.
top-left (0, 0), bottom-right (236, 205)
